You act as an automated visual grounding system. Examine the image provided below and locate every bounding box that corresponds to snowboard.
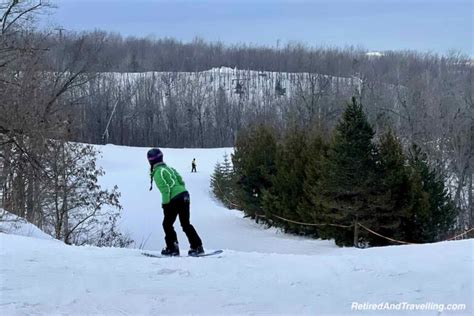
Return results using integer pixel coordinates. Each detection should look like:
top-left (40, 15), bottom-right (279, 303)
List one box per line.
top-left (142, 249), bottom-right (223, 258)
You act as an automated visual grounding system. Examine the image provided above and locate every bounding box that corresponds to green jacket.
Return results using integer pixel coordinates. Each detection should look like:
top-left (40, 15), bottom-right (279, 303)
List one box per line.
top-left (151, 163), bottom-right (187, 204)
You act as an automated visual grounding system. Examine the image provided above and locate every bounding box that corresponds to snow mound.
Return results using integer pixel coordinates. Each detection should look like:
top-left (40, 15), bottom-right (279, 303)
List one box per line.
top-left (0, 209), bottom-right (54, 240)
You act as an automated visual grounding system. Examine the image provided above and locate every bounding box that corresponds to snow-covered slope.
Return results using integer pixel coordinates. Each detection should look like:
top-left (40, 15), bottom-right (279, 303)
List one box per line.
top-left (0, 209), bottom-right (55, 241)
top-left (1, 234), bottom-right (471, 315)
top-left (103, 67), bottom-right (361, 102)
top-left (1, 144), bottom-right (472, 315)
top-left (97, 145), bottom-right (336, 255)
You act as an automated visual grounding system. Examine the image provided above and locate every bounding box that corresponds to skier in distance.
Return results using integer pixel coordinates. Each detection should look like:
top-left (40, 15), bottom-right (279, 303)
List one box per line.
top-left (191, 158), bottom-right (197, 173)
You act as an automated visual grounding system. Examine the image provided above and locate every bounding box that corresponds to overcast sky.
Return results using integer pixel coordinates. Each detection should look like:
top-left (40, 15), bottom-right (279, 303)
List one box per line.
top-left (44, 0), bottom-right (472, 56)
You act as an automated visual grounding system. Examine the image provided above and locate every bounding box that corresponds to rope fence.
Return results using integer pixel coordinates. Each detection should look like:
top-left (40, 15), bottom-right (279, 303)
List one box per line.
top-left (265, 213), bottom-right (474, 244)
top-left (444, 227), bottom-right (474, 241)
top-left (357, 223), bottom-right (474, 244)
top-left (212, 176), bottom-right (473, 246)
top-left (269, 213), bottom-right (353, 228)
top-left (213, 179), bottom-right (241, 209)
top-left (357, 223), bottom-right (415, 245)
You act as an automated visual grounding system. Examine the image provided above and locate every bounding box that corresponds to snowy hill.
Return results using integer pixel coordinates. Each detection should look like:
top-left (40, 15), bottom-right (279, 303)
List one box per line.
top-left (104, 67), bottom-right (362, 103)
top-left (1, 144), bottom-right (472, 315)
top-left (0, 209), bottom-right (55, 241)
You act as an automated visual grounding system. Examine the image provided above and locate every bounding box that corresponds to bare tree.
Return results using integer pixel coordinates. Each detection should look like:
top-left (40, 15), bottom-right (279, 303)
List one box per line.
top-left (40, 142), bottom-right (128, 246)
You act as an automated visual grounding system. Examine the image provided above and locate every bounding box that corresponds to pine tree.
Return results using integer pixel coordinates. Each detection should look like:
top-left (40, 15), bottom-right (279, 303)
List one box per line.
top-left (210, 153), bottom-right (236, 208)
top-left (366, 130), bottom-right (413, 245)
top-left (262, 128), bottom-right (308, 233)
top-left (319, 97), bottom-right (377, 246)
top-left (401, 145), bottom-right (458, 242)
top-left (297, 132), bottom-right (329, 237)
top-left (221, 153), bottom-right (236, 204)
top-left (211, 161), bottom-right (226, 203)
top-left (232, 124), bottom-right (277, 218)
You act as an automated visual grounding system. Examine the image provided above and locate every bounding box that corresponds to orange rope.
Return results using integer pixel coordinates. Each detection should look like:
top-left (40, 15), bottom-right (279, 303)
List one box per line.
top-left (357, 223), bottom-right (415, 244)
top-left (445, 227), bottom-right (474, 240)
top-left (213, 176), bottom-right (240, 208)
top-left (358, 223), bottom-right (474, 245)
top-left (270, 213), bottom-right (353, 228)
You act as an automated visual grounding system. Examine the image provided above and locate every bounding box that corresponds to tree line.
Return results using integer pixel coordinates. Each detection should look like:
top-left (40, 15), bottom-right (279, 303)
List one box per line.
top-left (0, 1), bottom-right (131, 246)
top-left (212, 98), bottom-right (461, 246)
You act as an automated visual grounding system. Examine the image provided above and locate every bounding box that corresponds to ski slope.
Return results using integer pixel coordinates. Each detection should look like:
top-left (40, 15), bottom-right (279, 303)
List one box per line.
top-left (97, 145), bottom-right (336, 255)
top-left (1, 144), bottom-right (472, 315)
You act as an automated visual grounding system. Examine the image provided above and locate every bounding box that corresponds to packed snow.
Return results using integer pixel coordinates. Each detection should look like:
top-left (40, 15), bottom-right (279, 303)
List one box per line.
top-left (0, 144), bottom-right (472, 315)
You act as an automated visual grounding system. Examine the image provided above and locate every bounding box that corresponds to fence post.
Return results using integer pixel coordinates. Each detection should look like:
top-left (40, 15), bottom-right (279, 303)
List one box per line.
top-left (353, 217), bottom-right (359, 248)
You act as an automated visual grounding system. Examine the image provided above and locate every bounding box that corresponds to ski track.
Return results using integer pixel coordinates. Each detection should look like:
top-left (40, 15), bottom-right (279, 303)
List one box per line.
top-left (0, 144), bottom-right (472, 315)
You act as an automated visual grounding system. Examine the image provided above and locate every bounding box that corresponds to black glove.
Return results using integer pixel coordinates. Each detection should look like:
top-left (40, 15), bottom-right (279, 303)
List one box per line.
top-left (162, 203), bottom-right (171, 211)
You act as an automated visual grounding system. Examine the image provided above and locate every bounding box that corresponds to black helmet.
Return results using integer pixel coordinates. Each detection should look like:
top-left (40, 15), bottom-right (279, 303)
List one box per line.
top-left (147, 148), bottom-right (163, 166)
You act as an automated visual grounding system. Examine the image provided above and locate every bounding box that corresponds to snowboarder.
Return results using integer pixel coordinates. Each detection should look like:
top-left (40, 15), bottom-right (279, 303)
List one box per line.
top-left (147, 148), bottom-right (204, 256)
top-left (191, 158), bottom-right (197, 173)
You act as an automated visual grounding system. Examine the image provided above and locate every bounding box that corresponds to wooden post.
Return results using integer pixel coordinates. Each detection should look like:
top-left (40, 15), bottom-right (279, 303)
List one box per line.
top-left (353, 217), bottom-right (359, 248)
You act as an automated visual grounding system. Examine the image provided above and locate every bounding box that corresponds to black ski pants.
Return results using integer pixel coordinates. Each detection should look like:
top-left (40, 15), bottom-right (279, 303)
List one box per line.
top-left (162, 191), bottom-right (202, 249)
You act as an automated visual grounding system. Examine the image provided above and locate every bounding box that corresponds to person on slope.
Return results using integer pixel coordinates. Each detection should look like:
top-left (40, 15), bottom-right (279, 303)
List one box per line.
top-left (147, 148), bottom-right (204, 256)
top-left (191, 158), bottom-right (197, 173)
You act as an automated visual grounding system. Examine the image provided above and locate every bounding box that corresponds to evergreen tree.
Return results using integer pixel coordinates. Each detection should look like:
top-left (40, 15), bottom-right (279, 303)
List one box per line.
top-left (262, 128), bottom-right (308, 233)
top-left (319, 97), bottom-right (377, 246)
top-left (367, 130), bottom-right (413, 245)
top-left (221, 153), bottom-right (237, 205)
top-left (210, 153), bottom-right (236, 208)
top-left (211, 161), bottom-right (226, 203)
top-left (232, 124), bottom-right (277, 218)
top-left (401, 145), bottom-right (458, 242)
top-left (297, 132), bottom-right (329, 237)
